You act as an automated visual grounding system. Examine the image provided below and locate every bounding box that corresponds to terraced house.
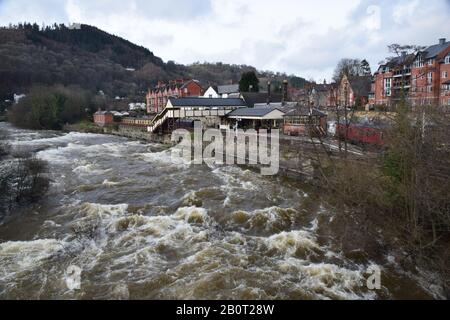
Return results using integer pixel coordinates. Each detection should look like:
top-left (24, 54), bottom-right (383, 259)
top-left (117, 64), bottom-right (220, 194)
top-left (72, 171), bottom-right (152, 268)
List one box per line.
top-left (146, 79), bottom-right (204, 114)
top-left (370, 38), bottom-right (450, 107)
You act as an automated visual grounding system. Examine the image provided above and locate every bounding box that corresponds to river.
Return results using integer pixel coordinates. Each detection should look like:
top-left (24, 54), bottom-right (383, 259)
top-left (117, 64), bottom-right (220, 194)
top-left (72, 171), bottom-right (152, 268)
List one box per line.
top-left (0, 123), bottom-right (441, 299)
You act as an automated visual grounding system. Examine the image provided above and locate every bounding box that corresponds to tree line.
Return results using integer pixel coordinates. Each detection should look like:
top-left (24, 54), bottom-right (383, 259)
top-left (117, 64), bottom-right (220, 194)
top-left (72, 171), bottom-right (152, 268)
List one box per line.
top-left (8, 85), bottom-right (101, 130)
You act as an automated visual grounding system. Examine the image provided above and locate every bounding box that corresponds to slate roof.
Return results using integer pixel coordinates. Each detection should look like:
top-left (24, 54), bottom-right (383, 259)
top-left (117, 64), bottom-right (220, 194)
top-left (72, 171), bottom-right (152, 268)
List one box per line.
top-left (227, 107), bottom-right (284, 118)
top-left (284, 106), bottom-right (326, 117)
top-left (347, 76), bottom-right (372, 97)
top-left (217, 84), bottom-right (240, 95)
top-left (422, 41), bottom-right (450, 59)
top-left (240, 92), bottom-right (283, 107)
top-left (254, 102), bottom-right (298, 109)
top-left (168, 97), bottom-right (247, 107)
top-left (386, 54), bottom-right (416, 68)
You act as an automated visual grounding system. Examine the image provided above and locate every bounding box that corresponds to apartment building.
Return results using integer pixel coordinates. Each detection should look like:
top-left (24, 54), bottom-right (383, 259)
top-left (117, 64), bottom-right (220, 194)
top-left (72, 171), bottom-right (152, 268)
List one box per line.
top-left (370, 38), bottom-right (450, 107)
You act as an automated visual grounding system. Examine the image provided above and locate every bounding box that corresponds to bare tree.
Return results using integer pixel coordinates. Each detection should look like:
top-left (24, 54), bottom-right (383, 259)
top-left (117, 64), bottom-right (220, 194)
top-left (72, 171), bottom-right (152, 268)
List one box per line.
top-left (332, 58), bottom-right (370, 83)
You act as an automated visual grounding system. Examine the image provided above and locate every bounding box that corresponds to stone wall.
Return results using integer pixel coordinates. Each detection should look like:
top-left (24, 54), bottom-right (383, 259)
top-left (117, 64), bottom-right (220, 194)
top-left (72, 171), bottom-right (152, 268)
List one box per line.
top-left (105, 125), bottom-right (174, 144)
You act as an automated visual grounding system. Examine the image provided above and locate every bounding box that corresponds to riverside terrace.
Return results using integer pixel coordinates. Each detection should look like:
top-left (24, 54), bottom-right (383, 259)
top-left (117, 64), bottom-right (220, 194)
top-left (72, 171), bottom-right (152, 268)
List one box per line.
top-left (94, 97), bottom-right (330, 137)
top-left (146, 97), bottom-right (248, 133)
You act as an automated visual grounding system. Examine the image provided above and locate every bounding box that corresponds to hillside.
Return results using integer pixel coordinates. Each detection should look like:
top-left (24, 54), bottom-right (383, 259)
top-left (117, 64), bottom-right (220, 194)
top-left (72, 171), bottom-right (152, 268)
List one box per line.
top-left (0, 23), bottom-right (307, 101)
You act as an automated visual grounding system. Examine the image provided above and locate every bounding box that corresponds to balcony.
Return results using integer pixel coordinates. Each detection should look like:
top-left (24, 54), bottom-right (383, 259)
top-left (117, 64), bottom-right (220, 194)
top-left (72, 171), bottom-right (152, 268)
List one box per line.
top-left (393, 85), bottom-right (411, 90)
top-left (393, 70), bottom-right (411, 78)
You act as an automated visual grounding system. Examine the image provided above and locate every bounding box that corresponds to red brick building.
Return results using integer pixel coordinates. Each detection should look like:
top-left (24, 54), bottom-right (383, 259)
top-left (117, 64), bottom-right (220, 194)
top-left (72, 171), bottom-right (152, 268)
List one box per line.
top-left (309, 82), bottom-right (338, 108)
top-left (146, 79), bottom-right (203, 114)
top-left (338, 75), bottom-right (371, 108)
top-left (370, 38), bottom-right (450, 107)
top-left (93, 111), bottom-right (114, 127)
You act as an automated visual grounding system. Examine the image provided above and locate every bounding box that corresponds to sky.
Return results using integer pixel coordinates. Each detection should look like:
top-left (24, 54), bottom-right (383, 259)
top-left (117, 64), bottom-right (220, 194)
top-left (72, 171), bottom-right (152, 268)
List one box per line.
top-left (0, 0), bottom-right (449, 82)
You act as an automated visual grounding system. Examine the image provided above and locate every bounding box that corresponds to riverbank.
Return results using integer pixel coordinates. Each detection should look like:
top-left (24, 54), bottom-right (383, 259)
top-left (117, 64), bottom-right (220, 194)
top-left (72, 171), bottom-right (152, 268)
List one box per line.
top-left (64, 122), bottom-right (174, 144)
top-left (64, 122), bottom-right (335, 181)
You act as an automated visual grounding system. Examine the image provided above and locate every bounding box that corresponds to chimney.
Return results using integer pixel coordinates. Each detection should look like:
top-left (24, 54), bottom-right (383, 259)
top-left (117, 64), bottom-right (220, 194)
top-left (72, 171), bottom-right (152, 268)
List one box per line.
top-left (439, 38), bottom-right (446, 45)
top-left (267, 81), bottom-right (271, 104)
top-left (282, 80), bottom-right (288, 104)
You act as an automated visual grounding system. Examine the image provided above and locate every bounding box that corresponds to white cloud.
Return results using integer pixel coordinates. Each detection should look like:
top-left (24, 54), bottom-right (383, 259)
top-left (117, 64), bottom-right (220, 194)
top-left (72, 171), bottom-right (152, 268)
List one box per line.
top-left (0, 0), bottom-right (449, 82)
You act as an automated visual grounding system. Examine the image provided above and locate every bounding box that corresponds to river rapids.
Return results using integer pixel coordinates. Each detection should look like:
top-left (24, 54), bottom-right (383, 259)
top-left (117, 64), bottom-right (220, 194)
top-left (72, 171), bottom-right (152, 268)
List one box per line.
top-left (0, 123), bottom-right (441, 299)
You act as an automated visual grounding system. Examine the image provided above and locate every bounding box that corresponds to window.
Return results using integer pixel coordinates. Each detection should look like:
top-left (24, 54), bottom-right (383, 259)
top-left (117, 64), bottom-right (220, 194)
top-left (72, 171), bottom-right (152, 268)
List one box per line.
top-left (384, 78), bottom-right (392, 97)
top-left (414, 56), bottom-right (424, 68)
top-left (446, 55), bottom-right (450, 64)
top-left (427, 59), bottom-right (434, 66)
top-left (427, 72), bottom-right (433, 84)
top-left (427, 86), bottom-right (433, 93)
top-left (443, 71), bottom-right (448, 78)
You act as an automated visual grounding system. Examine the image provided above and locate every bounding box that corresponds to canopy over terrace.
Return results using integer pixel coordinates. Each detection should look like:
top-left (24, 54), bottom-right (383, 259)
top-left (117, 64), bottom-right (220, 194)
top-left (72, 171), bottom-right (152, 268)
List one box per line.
top-left (225, 107), bottom-right (286, 130)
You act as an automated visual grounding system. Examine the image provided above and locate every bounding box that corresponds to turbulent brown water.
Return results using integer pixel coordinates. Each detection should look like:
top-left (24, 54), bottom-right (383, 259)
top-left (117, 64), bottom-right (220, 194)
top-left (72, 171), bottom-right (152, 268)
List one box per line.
top-left (0, 123), bottom-right (442, 300)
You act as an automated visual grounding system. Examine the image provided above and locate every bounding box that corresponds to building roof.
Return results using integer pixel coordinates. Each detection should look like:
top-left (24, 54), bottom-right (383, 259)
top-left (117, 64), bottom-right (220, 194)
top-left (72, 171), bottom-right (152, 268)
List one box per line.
top-left (422, 41), bottom-right (450, 59)
top-left (385, 54), bottom-right (416, 68)
top-left (150, 79), bottom-right (202, 93)
top-left (347, 76), bottom-right (372, 97)
top-left (180, 79), bottom-right (201, 90)
top-left (94, 111), bottom-right (113, 115)
top-left (217, 84), bottom-right (240, 95)
top-left (227, 107), bottom-right (285, 118)
top-left (168, 97), bottom-right (247, 107)
top-left (254, 102), bottom-right (298, 109)
top-left (313, 83), bottom-right (335, 92)
top-left (205, 85), bottom-right (218, 92)
top-left (284, 106), bottom-right (326, 117)
top-left (240, 92), bottom-right (283, 107)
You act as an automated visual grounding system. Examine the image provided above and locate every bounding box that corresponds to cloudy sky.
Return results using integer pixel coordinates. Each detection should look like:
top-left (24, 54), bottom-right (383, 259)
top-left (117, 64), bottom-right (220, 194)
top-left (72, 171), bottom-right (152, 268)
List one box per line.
top-left (1, 0), bottom-right (449, 81)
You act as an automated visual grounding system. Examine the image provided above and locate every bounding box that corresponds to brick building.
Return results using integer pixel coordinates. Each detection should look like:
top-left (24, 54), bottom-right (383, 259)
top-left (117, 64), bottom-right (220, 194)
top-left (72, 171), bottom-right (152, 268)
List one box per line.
top-left (146, 79), bottom-right (204, 114)
top-left (370, 38), bottom-right (450, 107)
top-left (309, 82), bottom-right (338, 108)
top-left (338, 75), bottom-right (372, 108)
top-left (93, 111), bottom-right (114, 127)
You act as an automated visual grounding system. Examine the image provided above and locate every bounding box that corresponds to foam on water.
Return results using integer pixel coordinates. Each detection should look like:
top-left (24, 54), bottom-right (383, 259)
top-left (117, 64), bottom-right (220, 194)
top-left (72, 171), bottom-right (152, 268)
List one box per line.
top-left (266, 230), bottom-right (320, 258)
top-left (0, 239), bottom-right (68, 296)
top-left (0, 124), bottom-right (437, 299)
top-left (137, 149), bottom-right (191, 169)
top-left (228, 207), bottom-right (299, 234)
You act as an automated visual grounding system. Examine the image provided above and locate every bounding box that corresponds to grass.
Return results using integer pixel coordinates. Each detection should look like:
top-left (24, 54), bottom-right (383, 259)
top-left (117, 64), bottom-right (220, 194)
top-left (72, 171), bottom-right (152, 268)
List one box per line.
top-left (69, 119), bottom-right (103, 133)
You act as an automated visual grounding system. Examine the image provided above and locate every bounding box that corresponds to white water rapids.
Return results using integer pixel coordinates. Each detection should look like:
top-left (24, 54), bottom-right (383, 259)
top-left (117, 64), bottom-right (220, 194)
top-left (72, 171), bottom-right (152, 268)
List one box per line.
top-left (0, 123), bottom-right (440, 299)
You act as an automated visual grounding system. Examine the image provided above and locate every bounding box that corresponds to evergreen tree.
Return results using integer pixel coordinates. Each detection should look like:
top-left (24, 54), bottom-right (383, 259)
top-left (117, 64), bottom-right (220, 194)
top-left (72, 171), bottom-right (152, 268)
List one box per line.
top-left (360, 59), bottom-right (372, 76)
top-left (239, 71), bottom-right (260, 92)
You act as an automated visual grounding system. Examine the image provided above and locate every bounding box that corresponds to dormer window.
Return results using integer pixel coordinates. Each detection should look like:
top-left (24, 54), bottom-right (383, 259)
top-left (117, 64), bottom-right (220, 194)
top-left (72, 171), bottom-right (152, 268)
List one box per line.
top-left (445, 55), bottom-right (450, 64)
top-left (414, 55), bottom-right (424, 68)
